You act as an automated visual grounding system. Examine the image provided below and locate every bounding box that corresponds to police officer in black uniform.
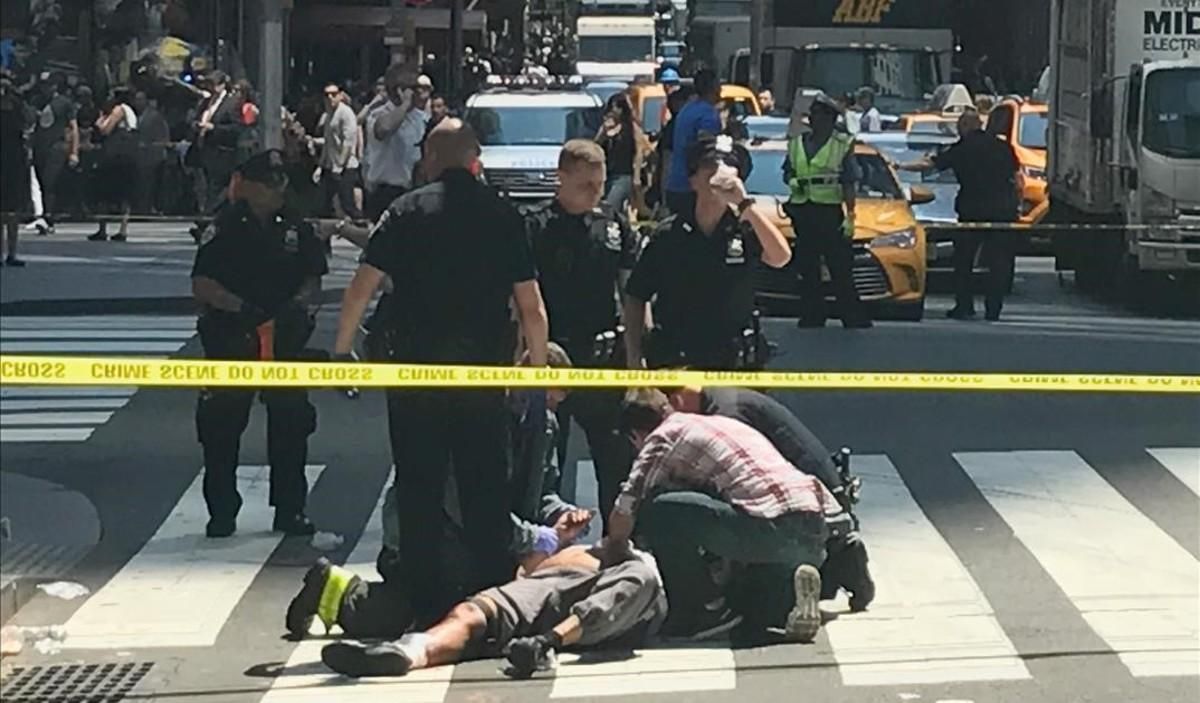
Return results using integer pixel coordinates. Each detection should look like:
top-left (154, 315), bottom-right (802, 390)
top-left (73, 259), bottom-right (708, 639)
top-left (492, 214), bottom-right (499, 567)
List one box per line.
top-left (332, 119), bottom-right (550, 625)
top-left (190, 150), bottom-right (328, 538)
top-left (623, 134), bottom-right (792, 370)
top-left (522, 139), bottom-right (640, 525)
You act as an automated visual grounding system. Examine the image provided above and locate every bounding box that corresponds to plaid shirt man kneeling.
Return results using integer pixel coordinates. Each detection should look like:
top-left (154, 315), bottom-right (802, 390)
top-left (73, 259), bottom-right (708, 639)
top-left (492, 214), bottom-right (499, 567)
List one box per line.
top-left (602, 388), bottom-right (839, 642)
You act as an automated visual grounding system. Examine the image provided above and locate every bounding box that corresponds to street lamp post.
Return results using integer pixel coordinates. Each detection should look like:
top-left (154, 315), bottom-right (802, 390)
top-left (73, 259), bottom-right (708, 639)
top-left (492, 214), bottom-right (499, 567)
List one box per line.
top-left (259, 0), bottom-right (285, 150)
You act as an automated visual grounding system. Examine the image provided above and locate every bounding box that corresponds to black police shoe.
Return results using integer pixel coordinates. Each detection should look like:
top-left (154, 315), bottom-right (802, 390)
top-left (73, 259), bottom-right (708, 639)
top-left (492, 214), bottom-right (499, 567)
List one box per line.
top-left (503, 635), bottom-right (559, 679)
top-left (946, 306), bottom-right (977, 321)
top-left (206, 517), bottom-right (236, 539)
top-left (286, 557), bottom-right (333, 637)
top-left (273, 511), bottom-right (316, 536)
top-left (321, 640), bottom-right (413, 677)
top-left (843, 318), bottom-right (874, 329)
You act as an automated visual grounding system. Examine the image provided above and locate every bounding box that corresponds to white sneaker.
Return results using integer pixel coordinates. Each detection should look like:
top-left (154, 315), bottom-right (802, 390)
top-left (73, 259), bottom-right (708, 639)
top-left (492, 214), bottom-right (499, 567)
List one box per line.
top-left (25, 218), bottom-right (50, 235)
top-left (784, 564), bottom-right (822, 643)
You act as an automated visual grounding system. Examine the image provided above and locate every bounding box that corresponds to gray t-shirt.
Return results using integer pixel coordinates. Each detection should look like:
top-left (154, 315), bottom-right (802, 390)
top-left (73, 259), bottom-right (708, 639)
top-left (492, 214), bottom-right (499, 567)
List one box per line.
top-left (34, 94), bottom-right (77, 152)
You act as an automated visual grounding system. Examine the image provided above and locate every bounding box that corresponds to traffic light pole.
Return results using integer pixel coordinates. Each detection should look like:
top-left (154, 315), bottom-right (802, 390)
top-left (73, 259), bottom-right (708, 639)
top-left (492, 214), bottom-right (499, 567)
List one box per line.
top-left (449, 0), bottom-right (464, 101)
top-left (259, 0), bottom-right (284, 150)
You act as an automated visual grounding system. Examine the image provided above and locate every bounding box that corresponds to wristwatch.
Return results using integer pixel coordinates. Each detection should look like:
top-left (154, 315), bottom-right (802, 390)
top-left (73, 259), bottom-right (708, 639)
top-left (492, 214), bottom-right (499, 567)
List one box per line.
top-left (735, 198), bottom-right (755, 218)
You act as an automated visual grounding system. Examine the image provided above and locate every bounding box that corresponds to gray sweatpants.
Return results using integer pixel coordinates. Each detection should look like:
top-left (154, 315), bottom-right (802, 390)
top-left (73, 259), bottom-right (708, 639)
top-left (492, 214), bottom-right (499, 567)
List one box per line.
top-left (478, 559), bottom-right (666, 652)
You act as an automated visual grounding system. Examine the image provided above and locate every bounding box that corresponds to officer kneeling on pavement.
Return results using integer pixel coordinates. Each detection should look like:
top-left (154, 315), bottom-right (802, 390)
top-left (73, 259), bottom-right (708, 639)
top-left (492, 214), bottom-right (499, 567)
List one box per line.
top-left (190, 149), bottom-right (328, 538)
top-left (623, 134), bottom-right (791, 370)
top-left (783, 92), bottom-right (872, 329)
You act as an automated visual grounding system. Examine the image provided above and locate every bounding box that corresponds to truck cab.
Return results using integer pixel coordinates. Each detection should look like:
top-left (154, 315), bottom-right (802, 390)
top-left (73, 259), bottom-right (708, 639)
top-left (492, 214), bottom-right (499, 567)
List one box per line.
top-left (463, 80), bottom-right (604, 201)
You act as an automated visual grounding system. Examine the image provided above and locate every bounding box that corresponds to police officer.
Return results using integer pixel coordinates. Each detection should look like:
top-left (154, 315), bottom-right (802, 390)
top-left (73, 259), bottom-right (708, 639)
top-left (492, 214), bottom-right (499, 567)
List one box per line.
top-left (190, 150), bottom-right (328, 538)
top-left (623, 134), bottom-right (792, 370)
top-left (783, 92), bottom-right (872, 329)
top-left (522, 139), bottom-right (640, 525)
top-left (332, 119), bottom-right (549, 626)
top-left (898, 110), bottom-right (1021, 321)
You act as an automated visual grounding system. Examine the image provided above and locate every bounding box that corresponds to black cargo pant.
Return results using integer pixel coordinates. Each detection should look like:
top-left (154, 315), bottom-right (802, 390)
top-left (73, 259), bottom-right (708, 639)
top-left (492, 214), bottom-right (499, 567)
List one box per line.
top-left (388, 388), bottom-right (516, 623)
top-left (784, 202), bottom-right (868, 326)
top-left (196, 319), bottom-right (316, 522)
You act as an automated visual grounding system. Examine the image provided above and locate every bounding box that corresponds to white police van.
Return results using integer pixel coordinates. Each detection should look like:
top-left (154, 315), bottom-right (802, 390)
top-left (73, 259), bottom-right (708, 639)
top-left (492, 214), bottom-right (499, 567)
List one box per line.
top-left (464, 76), bottom-right (605, 201)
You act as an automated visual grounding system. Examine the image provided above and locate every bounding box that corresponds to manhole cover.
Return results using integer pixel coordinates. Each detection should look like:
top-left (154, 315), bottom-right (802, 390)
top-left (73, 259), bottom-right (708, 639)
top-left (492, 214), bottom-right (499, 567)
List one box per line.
top-left (1, 662), bottom-right (153, 702)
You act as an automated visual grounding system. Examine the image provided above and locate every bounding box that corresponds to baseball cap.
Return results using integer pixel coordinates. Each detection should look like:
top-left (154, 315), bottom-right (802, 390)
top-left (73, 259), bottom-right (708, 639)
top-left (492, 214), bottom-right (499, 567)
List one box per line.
top-left (416, 74), bottom-right (433, 89)
top-left (660, 67), bottom-right (680, 85)
top-left (810, 91), bottom-right (844, 115)
top-left (235, 149), bottom-right (289, 188)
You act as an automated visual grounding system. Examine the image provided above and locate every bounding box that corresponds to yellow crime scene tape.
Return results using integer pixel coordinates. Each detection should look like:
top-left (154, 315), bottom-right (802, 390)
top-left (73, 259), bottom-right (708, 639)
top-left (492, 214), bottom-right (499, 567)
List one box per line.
top-left (2, 356), bottom-right (1198, 394)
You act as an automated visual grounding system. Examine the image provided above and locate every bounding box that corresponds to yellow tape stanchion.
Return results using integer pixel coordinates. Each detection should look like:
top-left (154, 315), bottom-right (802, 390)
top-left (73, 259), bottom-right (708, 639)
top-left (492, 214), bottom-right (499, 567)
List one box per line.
top-left (2, 356), bottom-right (1198, 394)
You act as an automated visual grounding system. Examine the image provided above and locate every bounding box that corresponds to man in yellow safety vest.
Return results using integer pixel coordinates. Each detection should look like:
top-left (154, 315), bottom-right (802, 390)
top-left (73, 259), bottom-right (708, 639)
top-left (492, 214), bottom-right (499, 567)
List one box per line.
top-left (782, 93), bottom-right (871, 328)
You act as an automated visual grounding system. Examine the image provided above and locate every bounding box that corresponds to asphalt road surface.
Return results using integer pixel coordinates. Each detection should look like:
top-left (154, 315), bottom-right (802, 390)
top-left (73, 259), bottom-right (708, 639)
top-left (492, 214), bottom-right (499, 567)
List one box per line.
top-left (1, 224), bottom-right (1197, 703)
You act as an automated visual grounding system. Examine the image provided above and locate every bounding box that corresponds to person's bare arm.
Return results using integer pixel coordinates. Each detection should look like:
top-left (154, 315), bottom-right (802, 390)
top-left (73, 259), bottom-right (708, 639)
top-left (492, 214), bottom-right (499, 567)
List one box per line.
top-left (743, 206), bottom-right (791, 268)
top-left (95, 108), bottom-right (121, 136)
top-left (192, 276), bottom-right (243, 312)
top-left (373, 95), bottom-right (413, 141)
top-left (335, 264), bottom-right (385, 355)
top-left (622, 297), bottom-right (648, 369)
top-left (334, 110), bottom-right (355, 171)
top-left (512, 280), bottom-right (549, 366)
top-left (66, 119), bottom-right (79, 163)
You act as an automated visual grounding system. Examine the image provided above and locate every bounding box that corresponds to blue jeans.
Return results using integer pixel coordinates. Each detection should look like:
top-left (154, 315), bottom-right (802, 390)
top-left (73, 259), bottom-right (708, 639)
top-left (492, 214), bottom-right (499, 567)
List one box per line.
top-left (604, 174), bottom-right (634, 212)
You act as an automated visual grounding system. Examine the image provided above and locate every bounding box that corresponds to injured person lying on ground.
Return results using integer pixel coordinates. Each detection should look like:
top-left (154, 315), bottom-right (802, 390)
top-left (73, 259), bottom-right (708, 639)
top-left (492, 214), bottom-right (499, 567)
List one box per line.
top-left (601, 388), bottom-right (844, 641)
top-left (319, 544), bottom-right (667, 679)
top-left (286, 343), bottom-right (595, 639)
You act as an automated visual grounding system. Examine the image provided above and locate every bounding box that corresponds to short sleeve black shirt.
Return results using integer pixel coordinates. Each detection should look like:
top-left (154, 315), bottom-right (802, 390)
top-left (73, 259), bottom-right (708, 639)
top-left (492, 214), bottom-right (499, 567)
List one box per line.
top-left (933, 131), bottom-right (1020, 221)
top-left (363, 169), bottom-right (536, 364)
top-left (625, 211), bottom-right (762, 348)
top-left (523, 199), bottom-right (638, 357)
top-left (191, 201), bottom-right (328, 315)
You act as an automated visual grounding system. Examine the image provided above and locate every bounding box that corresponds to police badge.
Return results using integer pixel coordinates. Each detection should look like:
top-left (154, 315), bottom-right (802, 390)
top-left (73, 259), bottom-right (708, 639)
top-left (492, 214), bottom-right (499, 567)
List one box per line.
top-left (605, 221), bottom-right (623, 251)
top-left (725, 235), bottom-right (745, 264)
top-left (283, 228), bottom-right (300, 253)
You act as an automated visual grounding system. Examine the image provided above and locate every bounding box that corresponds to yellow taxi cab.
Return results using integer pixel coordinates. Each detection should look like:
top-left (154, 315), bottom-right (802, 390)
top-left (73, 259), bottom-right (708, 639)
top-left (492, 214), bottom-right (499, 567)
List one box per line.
top-left (985, 98), bottom-right (1049, 225)
top-left (743, 139), bottom-right (932, 321)
top-left (630, 83), bottom-right (762, 137)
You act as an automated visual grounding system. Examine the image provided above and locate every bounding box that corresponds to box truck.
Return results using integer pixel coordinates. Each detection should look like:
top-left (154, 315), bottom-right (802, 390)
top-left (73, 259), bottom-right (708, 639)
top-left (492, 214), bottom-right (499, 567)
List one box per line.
top-left (1047, 0), bottom-right (1200, 298)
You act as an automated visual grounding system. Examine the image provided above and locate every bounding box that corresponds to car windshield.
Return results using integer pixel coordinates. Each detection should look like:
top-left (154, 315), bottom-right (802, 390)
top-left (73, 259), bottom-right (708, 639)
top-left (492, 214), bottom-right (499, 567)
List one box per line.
top-left (641, 95), bottom-right (665, 134)
top-left (908, 119), bottom-right (959, 137)
top-left (868, 141), bottom-right (959, 184)
top-left (1018, 112), bottom-right (1048, 149)
top-left (1142, 67), bottom-right (1200, 159)
top-left (578, 36), bottom-right (654, 63)
top-left (799, 48), bottom-right (938, 115)
top-left (465, 106), bottom-right (603, 146)
top-left (743, 148), bottom-right (905, 200)
top-left (586, 83), bottom-right (627, 105)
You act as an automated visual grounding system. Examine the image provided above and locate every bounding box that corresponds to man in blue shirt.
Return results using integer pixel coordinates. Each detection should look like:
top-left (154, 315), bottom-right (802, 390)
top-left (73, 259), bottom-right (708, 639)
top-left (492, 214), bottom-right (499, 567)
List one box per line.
top-left (663, 69), bottom-right (721, 215)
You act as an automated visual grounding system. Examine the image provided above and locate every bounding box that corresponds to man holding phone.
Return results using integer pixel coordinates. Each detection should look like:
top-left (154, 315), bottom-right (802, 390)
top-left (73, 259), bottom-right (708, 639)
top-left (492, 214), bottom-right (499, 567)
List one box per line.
top-left (363, 65), bottom-right (431, 221)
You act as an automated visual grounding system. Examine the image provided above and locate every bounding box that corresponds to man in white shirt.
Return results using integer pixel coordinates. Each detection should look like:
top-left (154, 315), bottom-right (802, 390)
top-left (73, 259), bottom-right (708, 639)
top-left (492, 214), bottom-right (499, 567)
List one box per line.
top-left (363, 66), bottom-right (431, 220)
top-left (309, 83), bottom-right (362, 219)
top-left (855, 87), bottom-right (883, 133)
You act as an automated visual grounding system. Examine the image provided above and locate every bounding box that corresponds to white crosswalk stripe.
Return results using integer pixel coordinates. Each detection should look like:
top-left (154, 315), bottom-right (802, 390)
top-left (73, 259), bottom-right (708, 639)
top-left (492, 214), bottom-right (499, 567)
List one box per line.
top-left (0, 315), bottom-right (194, 443)
top-left (11, 447), bottom-right (1198, 696)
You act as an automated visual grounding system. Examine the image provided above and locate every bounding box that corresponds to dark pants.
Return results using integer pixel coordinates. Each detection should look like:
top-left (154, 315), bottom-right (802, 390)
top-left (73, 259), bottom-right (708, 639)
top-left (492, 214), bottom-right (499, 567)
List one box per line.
top-left (951, 229), bottom-right (1015, 317)
top-left (33, 145), bottom-right (66, 221)
top-left (195, 387), bottom-right (316, 521)
top-left (557, 389), bottom-right (632, 530)
top-left (322, 168), bottom-right (363, 219)
top-left (638, 492), bottom-right (827, 630)
top-left (202, 149), bottom-right (236, 214)
top-left (784, 202), bottom-right (868, 326)
top-left (365, 183), bottom-right (408, 222)
top-left (339, 575), bottom-right (416, 638)
top-left (645, 329), bottom-right (740, 371)
top-left (388, 388), bottom-right (515, 622)
top-left (664, 189), bottom-right (695, 216)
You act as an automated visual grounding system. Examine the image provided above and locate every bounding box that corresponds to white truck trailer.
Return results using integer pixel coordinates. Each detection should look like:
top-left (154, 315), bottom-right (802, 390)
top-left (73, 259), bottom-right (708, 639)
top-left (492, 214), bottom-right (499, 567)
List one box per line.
top-left (575, 0), bottom-right (658, 81)
top-left (1047, 0), bottom-right (1200, 298)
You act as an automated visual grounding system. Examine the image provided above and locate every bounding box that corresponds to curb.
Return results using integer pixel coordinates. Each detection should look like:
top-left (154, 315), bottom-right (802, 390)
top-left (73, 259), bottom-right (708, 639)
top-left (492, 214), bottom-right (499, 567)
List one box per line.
top-left (0, 290), bottom-right (345, 317)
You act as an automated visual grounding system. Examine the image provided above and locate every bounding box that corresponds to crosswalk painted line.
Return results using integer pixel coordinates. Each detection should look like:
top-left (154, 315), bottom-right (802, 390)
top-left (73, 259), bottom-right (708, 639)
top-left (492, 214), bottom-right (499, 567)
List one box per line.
top-left (0, 316), bottom-right (193, 443)
top-left (1148, 448), bottom-right (1200, 498)
top-left (823, 455), bottom-right (1030, 686)
top-left (261, 488), bottom-right (458, 702)
top-left (551, 647), bottom-right (736, 698)
top-left (63, 464), bottom-right (327, 650)
top-left (955, 450), bottom-right (1200, 678)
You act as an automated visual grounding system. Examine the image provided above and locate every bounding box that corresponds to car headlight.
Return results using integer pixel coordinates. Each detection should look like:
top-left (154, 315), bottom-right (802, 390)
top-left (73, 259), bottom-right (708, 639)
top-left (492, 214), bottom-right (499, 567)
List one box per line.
top-left (1023, 165), bottom-right (1046, 180)
top-left (868, 229), bottom-right (917, 250)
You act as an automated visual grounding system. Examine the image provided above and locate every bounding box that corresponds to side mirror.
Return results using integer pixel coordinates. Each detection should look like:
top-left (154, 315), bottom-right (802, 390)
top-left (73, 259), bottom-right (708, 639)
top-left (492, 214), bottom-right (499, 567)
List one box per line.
top-left (909, 185), bottom-right (936, 205)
